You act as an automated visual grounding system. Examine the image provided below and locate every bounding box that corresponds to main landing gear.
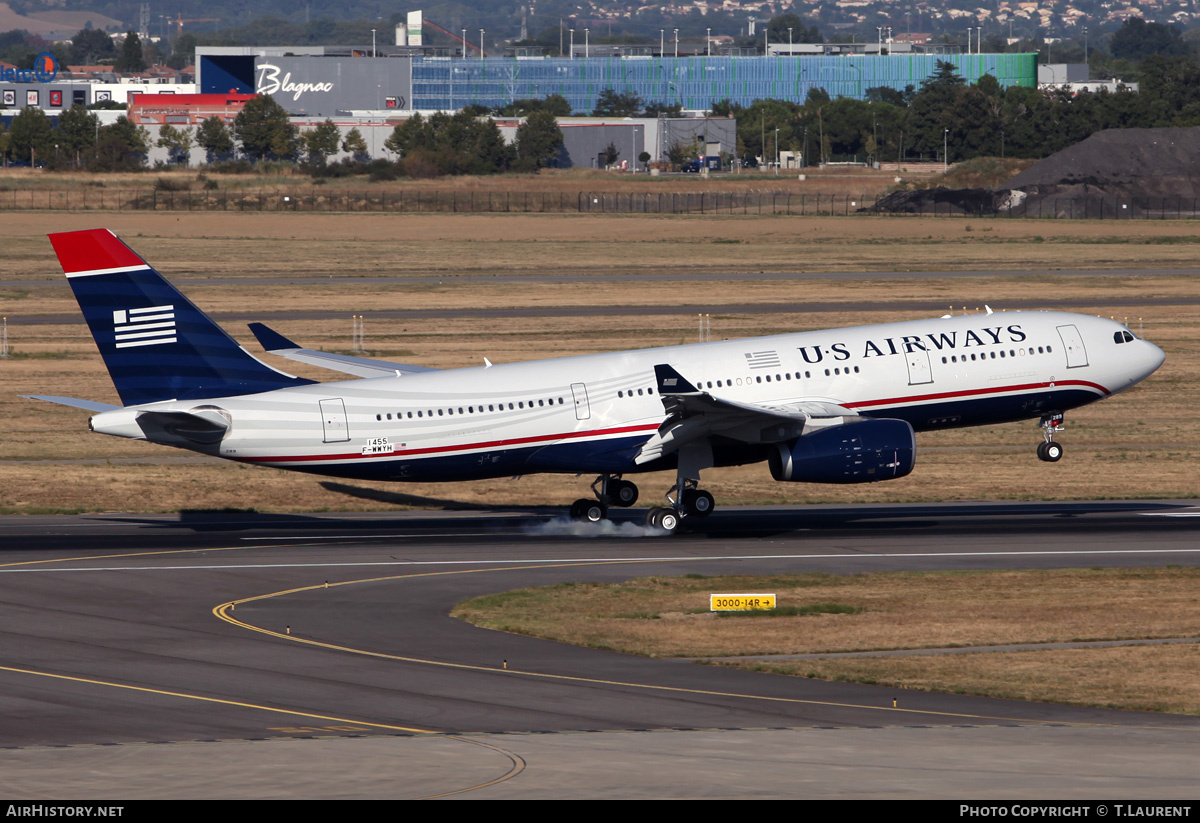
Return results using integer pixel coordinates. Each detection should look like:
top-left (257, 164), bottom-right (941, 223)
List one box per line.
top-left (569, 475), bottom-right (640, 523)
top-left (1037, 412), bottom-right (1065, 463)
top-left (567, 472), bottom-right (715, 534)
top-left (644, 479), bottom-right (715, 535)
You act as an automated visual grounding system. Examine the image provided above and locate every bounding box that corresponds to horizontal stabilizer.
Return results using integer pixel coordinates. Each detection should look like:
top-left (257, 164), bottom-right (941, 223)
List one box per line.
top-left (21, 395), bottom-right (121, 413)
top-left (249, 322), bottom-right (439, 378)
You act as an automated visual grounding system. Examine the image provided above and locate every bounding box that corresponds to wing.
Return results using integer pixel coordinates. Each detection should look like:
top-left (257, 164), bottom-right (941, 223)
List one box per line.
top-left (635, 364), bottom-right (861, 465)
top-left (249, 323), bottom-right (439, 379)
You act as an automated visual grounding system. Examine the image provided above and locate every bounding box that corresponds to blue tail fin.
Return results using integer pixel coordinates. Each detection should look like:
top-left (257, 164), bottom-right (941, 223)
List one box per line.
top-left (49, 229), bottom-right (315, 406)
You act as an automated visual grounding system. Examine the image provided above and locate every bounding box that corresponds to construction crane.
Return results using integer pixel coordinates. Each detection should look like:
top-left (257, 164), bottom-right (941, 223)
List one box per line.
top-left (422, 18), bottom-right (486, 57)
top-left (173, 14), bottom-right (220, 40)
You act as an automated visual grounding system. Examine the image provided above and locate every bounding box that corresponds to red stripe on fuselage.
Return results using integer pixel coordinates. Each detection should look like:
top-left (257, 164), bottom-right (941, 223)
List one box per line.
top-left (844, 379), bottom-right (1109, 411)
top-left (237, 380), bottom-right (1111, 466)
top-left (240, 423), bottom-right (661, 465)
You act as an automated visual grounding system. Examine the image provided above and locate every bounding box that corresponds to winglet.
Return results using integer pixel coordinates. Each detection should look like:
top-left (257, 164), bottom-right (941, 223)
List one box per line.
top-left (248, 322), bottom-right (301, 352)
top-left (654, 364), bottom-right (700, 394)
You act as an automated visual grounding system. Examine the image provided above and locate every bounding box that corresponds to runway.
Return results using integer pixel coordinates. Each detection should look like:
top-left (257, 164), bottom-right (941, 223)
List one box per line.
top-left (1, 501), bottom-right (1198, 798)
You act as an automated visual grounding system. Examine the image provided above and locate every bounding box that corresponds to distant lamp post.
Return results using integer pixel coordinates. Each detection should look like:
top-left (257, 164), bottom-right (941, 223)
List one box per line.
top-left (480, 29), bottom-right (485, 59)
top-left (944, 127), bottom-right (949, 171)
top-left (674, 28), bottom-right (679, 58)
top-left (569, 28), bottom-right (574, 59)
top-left (660, 29), bottom-right (664, 56)
top-left (1084, 26), bottom-right (1089, 70)
top-left (707, 27), bottom-right (712, 57)
top-left (774, 126), bottom-right (779, 174)
top-left (788, 27), bottom-right (793, 55)
top-left (371, 28), bottom-right (376, 57)
top-left (585, 27), bottom-right (589, 59)
top-left (462, 28), bottom-right (467, 58)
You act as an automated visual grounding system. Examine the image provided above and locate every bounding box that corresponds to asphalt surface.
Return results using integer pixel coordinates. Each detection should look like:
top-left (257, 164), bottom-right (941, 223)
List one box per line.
top-left (1, 501), bottom-right (1198, 799)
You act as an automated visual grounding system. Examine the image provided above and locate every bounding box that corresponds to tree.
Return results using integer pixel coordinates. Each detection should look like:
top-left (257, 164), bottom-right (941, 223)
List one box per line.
top-left (643, 102), bottom-right (683, 117)
top-left (341, 127), bottom-right (369, 162)
top-left (90, 116), bottom-right (149, 171)
top-left (384, 111), bottom-right (514, 175)
top-left (196, 116), bottom-right (234, 162)
top-left (234, 95), bottom-right (298, 161)
top-left (115, 31), bottom-right (146, 72)
top-left (156, 124), bottom-right (195, 166)
top-left (767, 13), bottom-right (821, 47)
top-left (70, 28), bottom-right (115, 65)
top-left (168, 33), bottom-right (197, 70)
top-left (514, 109), bottom-right (564, 171)
top-left (300, 119), bottom-right (340, 165)
top-left (601, 141), bottom-right (620, 167)
top-left (54, 105), bottom-right (99, 165)
top-left (1111, 18), bottom-right (1189, 63)
top-left (592, 88), bottom-right (643, 117)
top-left (7, 106), bottom-right (52, 163)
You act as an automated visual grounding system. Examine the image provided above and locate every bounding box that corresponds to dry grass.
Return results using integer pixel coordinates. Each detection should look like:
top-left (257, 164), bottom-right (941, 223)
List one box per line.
top-left (2, 211), bottom-right (1199, 513)
top-left (738, 646), bottom-right (1200, 714)
top-left (452, 568), bottom-right (1200, 713)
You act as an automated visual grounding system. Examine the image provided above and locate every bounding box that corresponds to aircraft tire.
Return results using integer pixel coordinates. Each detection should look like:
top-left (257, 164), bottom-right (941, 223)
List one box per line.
top-left (571, 498), bottom-right (606, 521)
top-left (610, 480), bottom-right (639, 508)
top-left (1042, 442), bottom-right (1063, 462)
top-left (683, 489), bottom-right (714, 518)
top-left (655, 508), bottom-right (680, 533)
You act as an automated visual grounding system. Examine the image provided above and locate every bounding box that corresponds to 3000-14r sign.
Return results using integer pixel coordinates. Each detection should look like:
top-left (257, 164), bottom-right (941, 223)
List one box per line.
top-left (710, 594), bottom-right (777, 611)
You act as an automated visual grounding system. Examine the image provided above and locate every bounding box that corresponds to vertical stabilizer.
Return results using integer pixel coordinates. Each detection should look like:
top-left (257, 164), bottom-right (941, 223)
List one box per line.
top-left (49, 229), bottom-right (314, 406)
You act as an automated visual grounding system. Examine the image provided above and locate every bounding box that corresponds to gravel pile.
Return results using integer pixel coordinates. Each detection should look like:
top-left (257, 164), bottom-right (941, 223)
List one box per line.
top-left (869, 127), bottom-right (1200, 218)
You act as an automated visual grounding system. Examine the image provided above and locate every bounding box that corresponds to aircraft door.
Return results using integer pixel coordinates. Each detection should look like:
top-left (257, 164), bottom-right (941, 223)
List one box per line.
top-left (571, 383), bottom-right (591, 420)
top-left (319, 398), bottom-right (351, 442)
top-left (1056, 324), bottom-right (1089, 368)
top-left (905, 349), bottom-right (933, 385)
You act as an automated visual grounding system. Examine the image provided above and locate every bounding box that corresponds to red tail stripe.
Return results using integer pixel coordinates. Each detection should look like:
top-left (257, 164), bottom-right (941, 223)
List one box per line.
top-left (48, 229), bottom-right (146, 274)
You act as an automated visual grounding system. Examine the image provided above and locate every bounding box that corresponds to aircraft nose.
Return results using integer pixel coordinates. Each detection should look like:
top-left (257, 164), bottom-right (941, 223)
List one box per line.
top-left (1142, 340), bottom-right (1166, 377)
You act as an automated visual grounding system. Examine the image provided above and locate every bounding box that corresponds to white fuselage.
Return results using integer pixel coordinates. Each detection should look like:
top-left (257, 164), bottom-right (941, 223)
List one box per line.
top-left (90, 310), bottom-right (1164, 483)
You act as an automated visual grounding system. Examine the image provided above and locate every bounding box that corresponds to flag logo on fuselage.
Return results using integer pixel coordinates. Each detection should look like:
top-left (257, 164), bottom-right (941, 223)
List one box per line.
top-left (113, 305), bottom-right (176, 348)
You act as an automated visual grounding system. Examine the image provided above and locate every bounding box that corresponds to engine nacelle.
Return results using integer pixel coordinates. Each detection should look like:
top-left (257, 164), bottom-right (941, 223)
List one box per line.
top-left (768, 418), bottom-right (915, 484)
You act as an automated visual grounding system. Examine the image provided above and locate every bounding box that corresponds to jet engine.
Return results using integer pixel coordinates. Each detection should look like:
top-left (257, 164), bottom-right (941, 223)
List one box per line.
top-left (768, 418), bottom-right (915, 484)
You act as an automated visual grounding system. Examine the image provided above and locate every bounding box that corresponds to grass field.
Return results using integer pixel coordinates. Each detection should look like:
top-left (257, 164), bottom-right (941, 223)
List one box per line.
top-left (2, 208), bottom-right (1198, 513)
top-left (2, 194), bottom-right (1197, 713)
top-left (452, 568), bottom-right (1200, 714)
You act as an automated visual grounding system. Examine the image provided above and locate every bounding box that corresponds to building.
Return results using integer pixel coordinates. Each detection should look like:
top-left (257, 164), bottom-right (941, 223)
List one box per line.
top-left (197, 48), bottom-right (1038, 119)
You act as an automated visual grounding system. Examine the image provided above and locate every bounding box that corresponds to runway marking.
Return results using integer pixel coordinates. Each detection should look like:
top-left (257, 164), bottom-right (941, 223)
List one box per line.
top-left (213, 561), bottom-right (1181, 730)
top-left (0, 544), bottom-right (266, 570)
top-left (0, 662), bottom-right (435, 734)
top-left (6, 546), bottom-right (1200, 574)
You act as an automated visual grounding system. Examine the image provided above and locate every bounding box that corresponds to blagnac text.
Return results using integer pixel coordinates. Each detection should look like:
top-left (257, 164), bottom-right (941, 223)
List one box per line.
top-left (256, 63), bottom-right (335, 101)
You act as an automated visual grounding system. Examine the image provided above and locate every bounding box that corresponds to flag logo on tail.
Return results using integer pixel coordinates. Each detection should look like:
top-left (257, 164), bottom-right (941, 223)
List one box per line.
top-left (113, 305), bottom-right (176, 348)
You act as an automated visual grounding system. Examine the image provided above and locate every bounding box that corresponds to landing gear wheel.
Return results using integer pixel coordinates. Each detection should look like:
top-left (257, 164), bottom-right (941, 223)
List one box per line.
top-left (570, 498), bottom-right (607, 522)
top-left (1037, 441), bottom-right (1063, 463)
top-left (609, 479), bottom-right (639, 508)
top-left (682, 489), bottom-right (715, 518)
top-left (645, 507), bottom-right (680, 534)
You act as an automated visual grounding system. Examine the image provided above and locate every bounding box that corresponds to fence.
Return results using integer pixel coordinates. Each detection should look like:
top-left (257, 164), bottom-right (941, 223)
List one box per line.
top-left (1, 187), bottom-right (1198, 219)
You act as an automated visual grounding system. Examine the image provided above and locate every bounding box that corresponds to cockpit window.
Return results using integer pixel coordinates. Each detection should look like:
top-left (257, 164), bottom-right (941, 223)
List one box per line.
top-left (1114, 331), bottom-right (1136, 344)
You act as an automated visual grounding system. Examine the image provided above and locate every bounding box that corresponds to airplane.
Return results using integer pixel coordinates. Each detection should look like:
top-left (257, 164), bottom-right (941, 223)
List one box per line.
top-left (26, 228), bottom-right (1165, 533)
